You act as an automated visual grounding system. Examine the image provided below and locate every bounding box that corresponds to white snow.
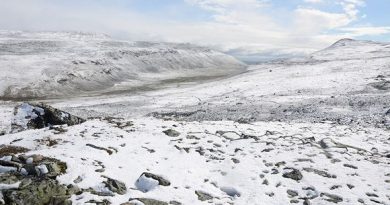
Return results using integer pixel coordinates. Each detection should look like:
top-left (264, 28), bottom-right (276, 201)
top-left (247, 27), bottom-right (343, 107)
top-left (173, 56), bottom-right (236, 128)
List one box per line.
top-left (0, 36), bottom-right (389, 205)
top-left (11, 103), bottom-right (44, 131)
top-left (135, 174), bottom-right (160, 193)
top-left (0, 31), bottom-right (246, 99)
top-left (36, 164), bottom-right (49, 176)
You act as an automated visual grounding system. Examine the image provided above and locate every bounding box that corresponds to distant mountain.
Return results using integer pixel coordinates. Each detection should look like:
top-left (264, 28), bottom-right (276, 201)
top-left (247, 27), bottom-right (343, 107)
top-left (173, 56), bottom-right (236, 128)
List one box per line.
top-left (0, 31), bottom-right (246, 99)
top-left (310, 38), bottom-right (390, 61)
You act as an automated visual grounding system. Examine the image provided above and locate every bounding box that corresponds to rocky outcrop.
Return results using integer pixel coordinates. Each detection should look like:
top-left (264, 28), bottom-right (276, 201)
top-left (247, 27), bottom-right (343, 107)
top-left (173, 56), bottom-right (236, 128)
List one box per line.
top-left (11, 102), bottom-right (85, 133)
top-left (0, 153), bottom-right (73, 205)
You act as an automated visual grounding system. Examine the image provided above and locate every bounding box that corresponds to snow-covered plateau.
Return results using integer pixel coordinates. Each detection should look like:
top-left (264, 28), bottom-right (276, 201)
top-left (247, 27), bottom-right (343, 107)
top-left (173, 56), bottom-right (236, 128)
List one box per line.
top-left (0, 32), bottom-right (389, 205)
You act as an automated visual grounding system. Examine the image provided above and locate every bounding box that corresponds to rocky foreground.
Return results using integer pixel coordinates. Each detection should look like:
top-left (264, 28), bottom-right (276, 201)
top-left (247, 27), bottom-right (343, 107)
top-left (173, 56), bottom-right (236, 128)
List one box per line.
top-left (0, 103), bottom-right (389, 205)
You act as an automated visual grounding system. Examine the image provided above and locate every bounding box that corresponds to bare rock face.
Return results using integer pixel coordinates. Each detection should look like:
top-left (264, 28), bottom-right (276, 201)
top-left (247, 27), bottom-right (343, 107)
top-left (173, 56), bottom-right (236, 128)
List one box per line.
top-left (11, 102), bottom-right (85, 133)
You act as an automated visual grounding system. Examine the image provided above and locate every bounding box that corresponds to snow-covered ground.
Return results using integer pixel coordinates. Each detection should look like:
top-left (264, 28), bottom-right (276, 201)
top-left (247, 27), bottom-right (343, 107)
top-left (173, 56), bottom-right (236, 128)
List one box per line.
top-left (0, 34), bottom-right (389, 205)
top-left (1, 118), bottom-right (389, 204)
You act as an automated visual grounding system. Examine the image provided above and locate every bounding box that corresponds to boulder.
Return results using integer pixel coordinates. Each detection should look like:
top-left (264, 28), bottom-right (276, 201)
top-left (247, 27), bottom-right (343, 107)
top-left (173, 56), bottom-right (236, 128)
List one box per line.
top-left (2, 177), bottom-right (73, 205)
top-left (282, 168), bottom-right (303, 181)
top-left (11, 102), bottom-right (85, 133)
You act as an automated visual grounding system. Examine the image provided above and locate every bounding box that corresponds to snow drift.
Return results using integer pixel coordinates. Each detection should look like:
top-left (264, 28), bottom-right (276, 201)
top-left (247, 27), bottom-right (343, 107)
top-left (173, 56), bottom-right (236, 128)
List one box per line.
top-left (0, 31), bottom-right (246, 99)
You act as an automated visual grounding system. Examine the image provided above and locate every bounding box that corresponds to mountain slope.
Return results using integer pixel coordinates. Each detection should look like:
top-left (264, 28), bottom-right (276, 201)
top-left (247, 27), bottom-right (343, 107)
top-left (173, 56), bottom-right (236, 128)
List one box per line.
top-left (310, 38), bottom-right (390, 61)
top-left (0, 31), bottom-right (246, 99)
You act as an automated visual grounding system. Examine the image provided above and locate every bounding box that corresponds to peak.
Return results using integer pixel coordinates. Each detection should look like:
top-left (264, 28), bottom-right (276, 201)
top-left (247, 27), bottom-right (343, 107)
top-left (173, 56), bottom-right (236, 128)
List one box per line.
top-left (330, 38), bottom-right (357, 47)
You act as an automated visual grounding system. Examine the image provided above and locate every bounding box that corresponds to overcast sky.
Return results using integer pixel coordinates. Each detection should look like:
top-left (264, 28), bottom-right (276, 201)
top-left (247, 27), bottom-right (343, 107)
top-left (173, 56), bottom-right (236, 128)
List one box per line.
top-left (1, 0), bottom-right (389, 60)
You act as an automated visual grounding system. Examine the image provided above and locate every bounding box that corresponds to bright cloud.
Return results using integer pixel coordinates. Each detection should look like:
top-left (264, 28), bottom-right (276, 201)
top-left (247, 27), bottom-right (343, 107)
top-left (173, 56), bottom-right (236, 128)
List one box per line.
top-left (0, 0), bottom-right (388, 61)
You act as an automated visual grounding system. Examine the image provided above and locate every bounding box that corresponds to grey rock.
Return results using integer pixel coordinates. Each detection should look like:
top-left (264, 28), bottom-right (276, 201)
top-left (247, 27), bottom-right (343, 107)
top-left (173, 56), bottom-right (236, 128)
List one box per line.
top-left (343, 164), bottom-right (358, 169)
top-left (3, 177), bottom-right (72, 205)
top-left (11, 102), bottom-right (85, 133)
top-left (73, 176), bottom-right (83, 184)
top-left (195, 190), bottom-right (214, 201)
top-left (102, 176), bottom-right (127, 195)
top-left (282, 168), bottom-right (303, 181)
top-left (303, 167), bottom-right (337, 178)
top-left (366, 193), bottom-right (379, 197)
top-left (163, 129), bottom-right (181, 137)
top-left (321, 193), bottom-right (343, 203)
top-left (287, 190), bottom-right (298, 197)
top-left (141, 172), bottom-right (171, 186)
top-left (169, 201), bottom-right (182, 205)
top-left (290, 199), bottom-right (299, 203)
top-left (86, 199), bottom-right (111, 205)
top-left (129, 198), bottom-right (168, 205)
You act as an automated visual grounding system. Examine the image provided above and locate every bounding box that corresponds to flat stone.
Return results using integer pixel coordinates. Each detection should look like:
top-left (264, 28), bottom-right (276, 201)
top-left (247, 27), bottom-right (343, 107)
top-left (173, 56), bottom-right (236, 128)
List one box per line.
top-left (163, 129), bottom-right (180, 137)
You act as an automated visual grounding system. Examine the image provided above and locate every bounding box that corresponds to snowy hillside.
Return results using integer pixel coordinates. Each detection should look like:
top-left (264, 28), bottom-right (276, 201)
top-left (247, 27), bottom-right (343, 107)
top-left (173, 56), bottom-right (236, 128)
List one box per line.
top-left (310, 38), bottom-right (390, 61)
top-left (0, 38), bottom-right (389, 205)
top-left (0, 31), bottom-right (246, 99)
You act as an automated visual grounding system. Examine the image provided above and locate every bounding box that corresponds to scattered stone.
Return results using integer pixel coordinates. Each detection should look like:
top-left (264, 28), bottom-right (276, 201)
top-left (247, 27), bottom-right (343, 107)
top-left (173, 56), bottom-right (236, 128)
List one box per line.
top-left (86, 199), bottom-right (111, 205)
top-left (290, 199), bottom-right (300, 203)
top-left (195, 190), bottom-right (214, 201)
top-left (366, 193), bottom-right (379, 197)
top-left (74, 176), bottom-right (83, 184)
top-left (303, 167), bottom-right (337, 178)
top-left (266, 192), bottom-right (275, 197)
top-left (129, 198), bottom-right (168, 205)
top-left (231, 158), bottom-right (240, 164)
top-left (86, 144), bottom-right (113, 155)
top-left (275, 161), bottom-right (286, 167)
top-left (262, 179), bottom-right (269, 185)
top-left (321, 193), bottom-right (343, 203)
top-left (282, 168), bottom-right (303, 181)
top-left (347, 184), bottom-right (355, 189)
top-left (139, 172), bottom-right (171, 186)
top-left (102, 176), bottom-right (127, 195)
top-left (330, 185), bottom-right (342, 190)
top-left (343, 164), bottom-right (358, 169)
top-left (169, 201), bottom-right (182, 205)
top-left (287, 190), bottom-right (298, 197)
top-left (163, 129), bottom-right (180, 137)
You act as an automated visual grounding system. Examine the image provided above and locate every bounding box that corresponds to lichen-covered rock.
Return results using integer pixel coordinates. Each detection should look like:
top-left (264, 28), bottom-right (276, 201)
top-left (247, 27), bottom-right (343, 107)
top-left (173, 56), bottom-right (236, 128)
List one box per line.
top-left (11, 102), bottom-right (85, 133)
top-left (2, 178), bottom-right (72, 205)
